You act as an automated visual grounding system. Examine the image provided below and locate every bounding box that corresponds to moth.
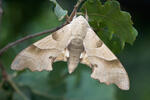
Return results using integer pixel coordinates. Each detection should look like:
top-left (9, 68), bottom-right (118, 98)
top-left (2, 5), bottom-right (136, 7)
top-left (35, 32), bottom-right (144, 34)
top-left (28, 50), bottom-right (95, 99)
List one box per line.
top-left (11, 16), bottom-right (129, 90)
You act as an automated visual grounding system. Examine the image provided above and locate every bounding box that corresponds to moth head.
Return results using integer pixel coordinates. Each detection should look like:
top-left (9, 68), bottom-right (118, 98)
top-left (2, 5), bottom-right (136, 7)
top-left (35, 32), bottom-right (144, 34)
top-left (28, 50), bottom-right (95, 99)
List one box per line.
top-left (72, 16), bottom-right (89, 28)
top-left (68, 38), bottom-right (84, 50)
top-left (70, 16), bottom-right (90, 39)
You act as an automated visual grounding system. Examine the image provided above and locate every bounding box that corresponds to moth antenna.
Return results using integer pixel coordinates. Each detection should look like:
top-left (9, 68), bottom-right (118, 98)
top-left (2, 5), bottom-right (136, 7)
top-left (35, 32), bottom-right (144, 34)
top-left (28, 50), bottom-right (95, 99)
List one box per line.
top-left (73, 15), bottom-right (77, 20)
top-left (80, 51), bottom-right (86, 59)
top-left (85, 9), bottom-right (88, 21)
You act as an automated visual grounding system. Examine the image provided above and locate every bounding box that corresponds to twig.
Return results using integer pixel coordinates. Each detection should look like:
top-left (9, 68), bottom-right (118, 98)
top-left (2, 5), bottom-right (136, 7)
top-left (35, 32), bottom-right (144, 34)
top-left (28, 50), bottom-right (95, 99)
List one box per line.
top-left (0, 61), bottom-right (8, 80)
top-left (0, 61), bottom-right (29, 100)
top-left (8, 77), bottom-right (29, 100)
top-left (32, 89), bottom-right (63, 99)
top-left (0, 23), bottom-right (66, 56)
top-left (0, 0), bottom-right (84, 99)
top-left (0, 0), bottom-right (3, 27)
top-left (0, 79), bottom-right (4, 88)
top-left (68, 0), bottom-right (84, 22)
top-left (0, 0), bottom-right (84, 56)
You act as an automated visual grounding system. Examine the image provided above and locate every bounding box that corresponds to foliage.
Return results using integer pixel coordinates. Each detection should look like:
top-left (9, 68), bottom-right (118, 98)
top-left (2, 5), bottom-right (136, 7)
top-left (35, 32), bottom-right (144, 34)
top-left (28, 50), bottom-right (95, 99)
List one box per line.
top-left (81, 0), bottom-right (138, 53)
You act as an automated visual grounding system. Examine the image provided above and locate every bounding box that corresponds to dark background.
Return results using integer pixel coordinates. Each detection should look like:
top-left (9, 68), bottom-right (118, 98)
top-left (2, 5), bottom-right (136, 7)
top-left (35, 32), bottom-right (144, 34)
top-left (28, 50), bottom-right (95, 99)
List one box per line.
top-left (0, 0), bottom-right (150, 100)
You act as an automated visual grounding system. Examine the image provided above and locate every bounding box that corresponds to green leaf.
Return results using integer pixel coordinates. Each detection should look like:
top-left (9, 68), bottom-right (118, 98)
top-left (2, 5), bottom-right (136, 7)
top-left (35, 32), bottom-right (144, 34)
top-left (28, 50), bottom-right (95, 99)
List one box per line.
top-left (65, 64), bottom-right (116, 100)
top-left (90, 20), bottom-right (123, 54)
top-left (0, 89), bottom-right (11, 100)
top-left (50, 0), bottom-right (68, 21)
top-left (13, 62), bottom-right (68, 100)
top-left (81, 0), bottom-right (138, 53)
top-left (13, 62), bottom-right (116, 100)
top-left (12, 86), bottom-right (32, 100)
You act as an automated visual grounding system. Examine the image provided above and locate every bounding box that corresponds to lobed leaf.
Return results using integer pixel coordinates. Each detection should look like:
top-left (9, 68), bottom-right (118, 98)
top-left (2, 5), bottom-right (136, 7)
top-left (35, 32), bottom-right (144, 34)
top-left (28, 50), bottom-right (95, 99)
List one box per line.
top-left (81, 0), bottom-right (138, 53)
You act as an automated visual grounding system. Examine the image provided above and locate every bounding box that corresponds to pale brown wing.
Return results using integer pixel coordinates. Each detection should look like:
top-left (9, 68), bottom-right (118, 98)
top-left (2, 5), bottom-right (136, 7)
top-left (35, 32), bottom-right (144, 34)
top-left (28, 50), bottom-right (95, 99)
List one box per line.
top-left (11, 24), bottom-right (71, 71)
top-left (11, 45), bottom-right (62, 71)
top-left (34, 24), bottom-right (72, 50)
top-left (81, 28), bottom-right (129, 90)
top-left (83, 28), bottom-right (117, 61)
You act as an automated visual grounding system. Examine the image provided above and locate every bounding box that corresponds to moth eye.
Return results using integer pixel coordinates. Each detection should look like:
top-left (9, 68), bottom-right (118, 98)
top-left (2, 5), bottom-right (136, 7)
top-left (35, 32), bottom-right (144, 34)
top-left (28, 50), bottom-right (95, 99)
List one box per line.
top-left (91, 64), bottom-right (98, 68)
top-left (94, 64), bottom-right (98, 68)
top-left (96, 40), bottom-right (103, 48)
top-left (52, 32), bottom-right (60, 41)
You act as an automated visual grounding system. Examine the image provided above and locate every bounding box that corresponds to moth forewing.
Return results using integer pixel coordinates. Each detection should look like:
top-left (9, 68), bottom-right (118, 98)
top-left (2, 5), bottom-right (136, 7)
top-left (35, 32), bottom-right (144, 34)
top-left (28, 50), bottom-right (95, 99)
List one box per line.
top-left (11, 22), bottom-right (72, 71)
top-left (11, 45), bottom-right (56, 71)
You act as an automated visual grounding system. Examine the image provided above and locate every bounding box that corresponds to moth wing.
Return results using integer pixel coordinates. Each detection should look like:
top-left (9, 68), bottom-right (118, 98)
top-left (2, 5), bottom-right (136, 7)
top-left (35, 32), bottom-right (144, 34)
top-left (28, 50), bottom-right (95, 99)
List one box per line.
top-left (11, 25), bottom-right (71, 71)
top-left (34, 24), bottom-right (72, 50)
top-left (81, 28), bottom-right (129, 90)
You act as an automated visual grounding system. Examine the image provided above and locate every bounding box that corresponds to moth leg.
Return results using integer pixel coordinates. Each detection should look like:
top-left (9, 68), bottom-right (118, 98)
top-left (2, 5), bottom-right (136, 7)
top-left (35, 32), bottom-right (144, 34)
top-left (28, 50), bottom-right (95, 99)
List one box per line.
top-left (46, 56), bottom-right (56, 71)
top-left (91, 64), bottom-right (98, 73)
top-left (80, 51), bottom-right (91, 67)
top-left (80, 51), bottom-right (86, 59)
top-left (65, 48), bottom-right (69, 58)
top-left (54, 48), bottom-right (69, 62)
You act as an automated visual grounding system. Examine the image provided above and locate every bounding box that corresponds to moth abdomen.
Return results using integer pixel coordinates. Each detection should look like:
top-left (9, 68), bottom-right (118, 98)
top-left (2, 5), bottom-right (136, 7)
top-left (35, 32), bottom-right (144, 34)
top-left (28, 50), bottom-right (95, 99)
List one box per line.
top-left (67, 38), bottom-right (84, 73)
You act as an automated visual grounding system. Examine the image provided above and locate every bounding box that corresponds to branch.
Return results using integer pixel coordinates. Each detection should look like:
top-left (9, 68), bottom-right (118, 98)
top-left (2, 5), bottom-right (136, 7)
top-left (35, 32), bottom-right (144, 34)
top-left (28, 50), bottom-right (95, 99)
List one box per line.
top-left (0, 0), bottom-right (84, 56)
top-left (0, 61), bottom-right (29, 100)
top-left (0, 23), bottom-right (66, 56)
top-left (0, 0), bottom-right (3, 26)
top-left (68, 0), bottom-right (84, 22)
top-left (7, 77), bottom-right (29, 100)
top-left (0, 0), bottom-right (84, 99)
top-left (0, 61), bottom-right (8, 80)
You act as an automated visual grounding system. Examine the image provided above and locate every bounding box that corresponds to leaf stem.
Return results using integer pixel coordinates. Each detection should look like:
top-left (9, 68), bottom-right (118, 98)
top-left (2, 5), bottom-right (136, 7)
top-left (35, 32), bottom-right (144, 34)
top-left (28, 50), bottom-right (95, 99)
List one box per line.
top-left (32, 89), bottom-right (63, 99)
top-left (7, 76), bottom-right (29, 100)
top-left (0, 61), bottom-right (8, 80)
top-left (0, 61), bottom-right (29, 100)
top-left (68, 0), bottom-right (84, 22)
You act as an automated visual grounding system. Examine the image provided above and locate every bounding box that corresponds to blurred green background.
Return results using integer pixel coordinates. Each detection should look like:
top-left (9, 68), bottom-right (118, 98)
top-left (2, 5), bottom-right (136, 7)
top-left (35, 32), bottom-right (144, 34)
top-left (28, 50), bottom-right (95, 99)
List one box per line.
top-left (0, 0), bottom-right (150, 100)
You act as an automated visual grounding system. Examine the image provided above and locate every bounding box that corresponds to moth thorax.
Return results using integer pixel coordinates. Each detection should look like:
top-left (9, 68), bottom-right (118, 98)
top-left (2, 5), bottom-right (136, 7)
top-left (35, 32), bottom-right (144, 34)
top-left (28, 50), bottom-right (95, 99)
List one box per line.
top-left (68, 38), bottom-right (84, 51)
